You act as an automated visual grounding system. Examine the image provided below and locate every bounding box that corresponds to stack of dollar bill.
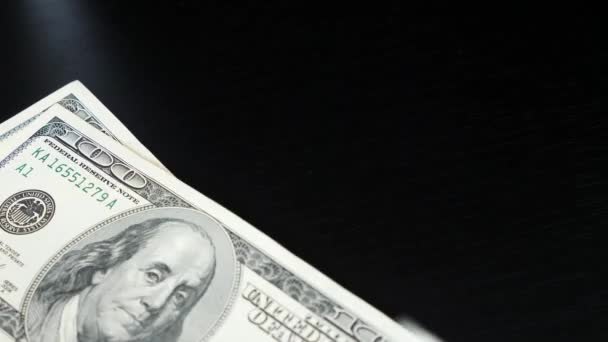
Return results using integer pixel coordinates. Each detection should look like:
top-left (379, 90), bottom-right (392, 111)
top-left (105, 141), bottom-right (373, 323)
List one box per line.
top-left (0, 82), bottom-right (427, 342)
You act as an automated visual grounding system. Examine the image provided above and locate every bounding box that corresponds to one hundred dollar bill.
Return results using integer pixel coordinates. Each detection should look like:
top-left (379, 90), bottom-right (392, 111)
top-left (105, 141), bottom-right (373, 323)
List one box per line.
top-left (0, 81), bottom-right (167, 171)
top-left (0, 105), bottom-right (416, 342)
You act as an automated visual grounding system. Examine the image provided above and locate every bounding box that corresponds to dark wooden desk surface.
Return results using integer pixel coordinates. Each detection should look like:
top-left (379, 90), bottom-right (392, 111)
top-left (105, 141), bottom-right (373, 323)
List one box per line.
top-left (0, 3), bottom-right (602, 341)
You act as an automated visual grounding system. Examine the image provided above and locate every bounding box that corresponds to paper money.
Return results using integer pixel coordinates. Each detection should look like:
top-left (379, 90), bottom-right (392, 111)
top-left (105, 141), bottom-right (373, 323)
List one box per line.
top-left (0, 105), bottom-right (415, 342)
top-left (0, 81), bottom-right (167, 171)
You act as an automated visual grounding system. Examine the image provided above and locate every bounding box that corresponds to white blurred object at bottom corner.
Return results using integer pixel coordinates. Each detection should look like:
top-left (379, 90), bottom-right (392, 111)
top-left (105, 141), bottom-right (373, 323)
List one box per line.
top-left (396, 316), bottom-right (444, 342)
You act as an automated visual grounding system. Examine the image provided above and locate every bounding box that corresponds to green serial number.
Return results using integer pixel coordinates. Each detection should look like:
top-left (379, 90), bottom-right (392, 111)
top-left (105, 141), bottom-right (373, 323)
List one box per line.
top-left (20, 147), bottom-right (118, 210)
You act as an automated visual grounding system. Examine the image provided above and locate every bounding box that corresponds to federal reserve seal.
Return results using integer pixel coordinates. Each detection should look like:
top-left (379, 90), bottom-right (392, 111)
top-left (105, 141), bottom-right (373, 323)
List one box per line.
top-left (0, 190), bottom-right (55, 235)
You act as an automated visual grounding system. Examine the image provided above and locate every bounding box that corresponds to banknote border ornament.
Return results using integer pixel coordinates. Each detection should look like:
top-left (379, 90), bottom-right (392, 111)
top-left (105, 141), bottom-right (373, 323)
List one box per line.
top-left (0, 93), bottom-right (114, 144)
top-left (0, 190), bottom-right (56, 235)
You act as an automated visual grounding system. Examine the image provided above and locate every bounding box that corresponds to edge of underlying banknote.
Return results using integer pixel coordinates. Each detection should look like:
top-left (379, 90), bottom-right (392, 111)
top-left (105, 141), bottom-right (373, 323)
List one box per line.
top-left (0, 107), bottom-right (415, 342)
top-left (0, 81), bottom-right (168, 171)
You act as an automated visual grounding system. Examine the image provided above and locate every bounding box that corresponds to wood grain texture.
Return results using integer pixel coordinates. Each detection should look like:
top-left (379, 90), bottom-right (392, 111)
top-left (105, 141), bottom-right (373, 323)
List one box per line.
top-left (0, 3), bottom-right (602, 341)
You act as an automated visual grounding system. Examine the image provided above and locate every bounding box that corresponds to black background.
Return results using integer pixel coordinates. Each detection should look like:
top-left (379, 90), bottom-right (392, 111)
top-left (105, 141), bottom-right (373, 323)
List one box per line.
top-left (0, 3), bottom-right (602, 341)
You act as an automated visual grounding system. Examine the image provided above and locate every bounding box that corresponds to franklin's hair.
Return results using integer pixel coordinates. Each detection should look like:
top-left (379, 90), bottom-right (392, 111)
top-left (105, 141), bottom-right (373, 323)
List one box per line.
top-left (29, 218), bottom-right (216, 342)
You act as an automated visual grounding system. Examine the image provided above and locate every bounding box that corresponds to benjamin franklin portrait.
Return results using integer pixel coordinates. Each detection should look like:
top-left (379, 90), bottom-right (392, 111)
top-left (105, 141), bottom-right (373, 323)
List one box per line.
top-left (25, 208), bottom-right (238, 342)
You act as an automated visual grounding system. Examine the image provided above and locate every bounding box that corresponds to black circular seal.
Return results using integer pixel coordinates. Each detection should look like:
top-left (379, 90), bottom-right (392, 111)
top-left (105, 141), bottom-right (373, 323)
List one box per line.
top-left (0, 190), bottom-right (55, 235)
